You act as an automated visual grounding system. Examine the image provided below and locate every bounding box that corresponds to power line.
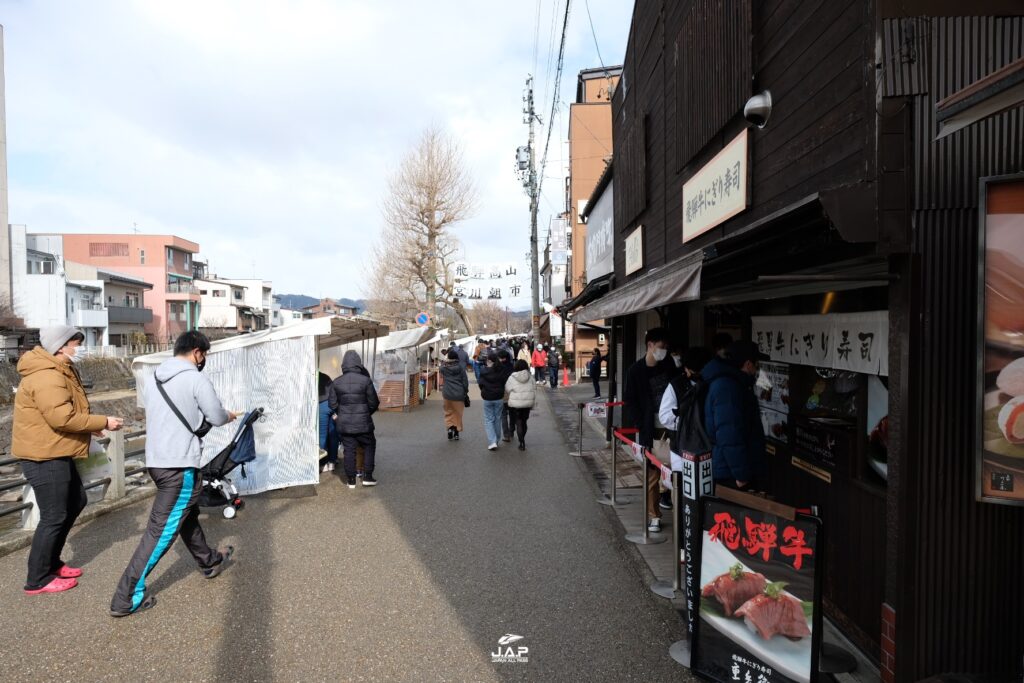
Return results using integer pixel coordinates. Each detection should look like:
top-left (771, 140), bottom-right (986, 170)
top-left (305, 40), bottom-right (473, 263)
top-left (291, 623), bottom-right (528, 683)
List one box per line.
top-left (531, 0), bottom-right (542, 77)
top-left (584, 0), bottom-right (605, 68)
top-left (537, 0), bottom-right (572, 201)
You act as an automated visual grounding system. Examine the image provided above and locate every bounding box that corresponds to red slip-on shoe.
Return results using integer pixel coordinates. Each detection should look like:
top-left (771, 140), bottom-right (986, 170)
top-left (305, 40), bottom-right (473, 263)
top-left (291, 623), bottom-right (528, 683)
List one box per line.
top-left (56, 566), bottom-right (82, 579)
top-left (24, 577), bottom-right (78, 595)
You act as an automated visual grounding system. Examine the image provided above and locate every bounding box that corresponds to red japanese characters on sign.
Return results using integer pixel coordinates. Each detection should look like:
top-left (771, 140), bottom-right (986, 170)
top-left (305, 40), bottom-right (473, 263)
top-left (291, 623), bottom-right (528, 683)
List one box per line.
top-left (708, 512), bottom-right (813, 570)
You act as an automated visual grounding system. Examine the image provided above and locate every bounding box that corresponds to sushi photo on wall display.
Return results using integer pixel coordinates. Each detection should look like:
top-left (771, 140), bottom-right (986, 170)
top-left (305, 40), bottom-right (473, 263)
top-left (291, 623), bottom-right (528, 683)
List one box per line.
top-left (694, 497), bottom-right (823, 683)
top-left (978, 176), bottom-right (1024, 504)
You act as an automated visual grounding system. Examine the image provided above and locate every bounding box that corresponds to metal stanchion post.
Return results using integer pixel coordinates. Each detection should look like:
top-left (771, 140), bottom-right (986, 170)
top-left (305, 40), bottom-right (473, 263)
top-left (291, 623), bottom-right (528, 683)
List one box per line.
top-left (572, 402), bottom-right (585, 457)
top-left (651, 468), bottom-right (681, 598)
top-left (626, 453), bottom-right (666, 545)
top-left (597, 435), bottom-right (627, 506)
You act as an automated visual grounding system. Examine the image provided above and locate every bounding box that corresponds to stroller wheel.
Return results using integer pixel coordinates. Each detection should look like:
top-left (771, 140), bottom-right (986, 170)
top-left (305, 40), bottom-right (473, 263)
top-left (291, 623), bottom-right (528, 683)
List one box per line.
top-left (223, 506), bottom-right (237, 520)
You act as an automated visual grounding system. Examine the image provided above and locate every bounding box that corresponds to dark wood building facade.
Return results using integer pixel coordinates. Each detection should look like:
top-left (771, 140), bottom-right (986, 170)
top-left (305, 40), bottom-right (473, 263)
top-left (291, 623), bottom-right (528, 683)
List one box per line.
top-left (580, 1), bottom-right (1024, 680)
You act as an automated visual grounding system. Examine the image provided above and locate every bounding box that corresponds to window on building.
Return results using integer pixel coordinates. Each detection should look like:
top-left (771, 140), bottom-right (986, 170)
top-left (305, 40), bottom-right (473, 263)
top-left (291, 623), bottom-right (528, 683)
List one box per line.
top-left (166, 247), bottom-right (174, 267)
top-left (89, 242), bottom-right (129, 257)
top-left (184, 253), bottom-right (191, 270)
top-left (140, 249), bottom-right (146, 265)
top-left (234, 290), bottom-right (243, 301)
top-left (200, 289), bottom-right (208, 295)
top-left (126, 292), bottom-right (139, 307)
top-left (212, 289), bottom-right (225, 298)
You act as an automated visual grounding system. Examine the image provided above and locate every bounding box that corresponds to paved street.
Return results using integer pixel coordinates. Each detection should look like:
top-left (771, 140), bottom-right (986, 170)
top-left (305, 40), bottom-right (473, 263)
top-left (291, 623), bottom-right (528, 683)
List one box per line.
top-left (0, 382), bottom-right (693, 682)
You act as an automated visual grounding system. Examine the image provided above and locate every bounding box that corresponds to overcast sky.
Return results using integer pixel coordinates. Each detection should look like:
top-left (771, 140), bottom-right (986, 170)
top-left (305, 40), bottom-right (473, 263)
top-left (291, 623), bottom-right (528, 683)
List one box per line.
top-left (3, 1), bottom-right (630, 306)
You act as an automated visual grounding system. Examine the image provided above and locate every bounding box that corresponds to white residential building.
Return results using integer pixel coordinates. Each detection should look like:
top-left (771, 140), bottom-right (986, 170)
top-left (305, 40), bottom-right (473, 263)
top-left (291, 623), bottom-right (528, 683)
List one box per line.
top-left (196, 278), bottom-right (260, 333)
top-left (7, 225), bottom-right (153, 347)
top-left (220, 278), bottom-right (272, 330)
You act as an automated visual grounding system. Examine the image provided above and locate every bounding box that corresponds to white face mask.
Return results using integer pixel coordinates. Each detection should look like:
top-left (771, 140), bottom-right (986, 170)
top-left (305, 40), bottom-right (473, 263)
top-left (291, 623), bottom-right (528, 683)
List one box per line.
top-left (672, 354), bottom-right (682, 368)
top-left (652, 348), bottom-right (668, 362)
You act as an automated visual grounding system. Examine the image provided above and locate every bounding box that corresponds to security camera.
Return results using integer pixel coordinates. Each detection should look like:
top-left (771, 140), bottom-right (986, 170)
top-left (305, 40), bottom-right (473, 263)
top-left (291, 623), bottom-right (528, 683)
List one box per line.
top-left (743, 90), bottom-right (772, 129)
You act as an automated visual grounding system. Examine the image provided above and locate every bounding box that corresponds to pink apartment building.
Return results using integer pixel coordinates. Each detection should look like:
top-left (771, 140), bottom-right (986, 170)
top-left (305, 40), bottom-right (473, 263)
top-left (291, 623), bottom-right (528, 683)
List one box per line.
top-left (60, 234), bottom-right (201, 342)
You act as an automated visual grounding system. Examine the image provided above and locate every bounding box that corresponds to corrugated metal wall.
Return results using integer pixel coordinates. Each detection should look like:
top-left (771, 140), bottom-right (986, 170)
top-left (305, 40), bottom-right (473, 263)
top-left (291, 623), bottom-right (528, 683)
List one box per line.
top-left (894, 15), bottom-right (1024, 681)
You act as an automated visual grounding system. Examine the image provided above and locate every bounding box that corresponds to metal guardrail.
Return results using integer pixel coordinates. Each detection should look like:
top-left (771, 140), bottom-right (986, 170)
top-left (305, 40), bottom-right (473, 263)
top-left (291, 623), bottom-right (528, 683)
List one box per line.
top-left (0, 431), bottom-right (150, 529)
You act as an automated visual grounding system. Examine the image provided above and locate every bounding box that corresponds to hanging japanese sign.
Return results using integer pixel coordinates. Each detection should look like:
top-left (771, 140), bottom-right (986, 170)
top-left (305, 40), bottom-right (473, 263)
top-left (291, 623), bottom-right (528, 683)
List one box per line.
top-left (586, 184), bottom-right (614, 279)
top-left (752, 312), bottom-right (888, 376)
top-left (625, 225), bottom-right (644, 275)
top-left (977, 176), bottom-right (1024, 505)
top-left (550, 217), bottom-right (569, 266)
top-left (694, 496), bottom-right (823, 683)
top-left (683, 129), bottom-right (750, 243)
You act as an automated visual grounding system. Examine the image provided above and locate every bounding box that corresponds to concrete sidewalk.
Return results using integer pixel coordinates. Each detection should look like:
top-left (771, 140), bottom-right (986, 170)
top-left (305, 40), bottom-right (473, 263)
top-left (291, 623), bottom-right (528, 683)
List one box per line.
top-left (0, 378), bottom-right (695, 683)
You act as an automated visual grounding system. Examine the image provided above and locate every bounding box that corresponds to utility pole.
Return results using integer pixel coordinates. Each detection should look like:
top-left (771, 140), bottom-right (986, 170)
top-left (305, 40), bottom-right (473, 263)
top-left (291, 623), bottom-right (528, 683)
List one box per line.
top-left (518, 75), bottom-right (542, 341)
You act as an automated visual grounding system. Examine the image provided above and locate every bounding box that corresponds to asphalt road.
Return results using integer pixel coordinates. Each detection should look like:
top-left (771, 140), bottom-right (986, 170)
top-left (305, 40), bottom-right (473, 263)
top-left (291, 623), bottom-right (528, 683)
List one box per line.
top-left (0, 381), bottom-right (693, 682)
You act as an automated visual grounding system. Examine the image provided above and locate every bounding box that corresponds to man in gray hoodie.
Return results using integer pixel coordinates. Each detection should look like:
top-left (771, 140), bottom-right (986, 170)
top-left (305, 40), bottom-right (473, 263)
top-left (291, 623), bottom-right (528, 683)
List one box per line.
top-left (110, 331), bottom-right (237, 617)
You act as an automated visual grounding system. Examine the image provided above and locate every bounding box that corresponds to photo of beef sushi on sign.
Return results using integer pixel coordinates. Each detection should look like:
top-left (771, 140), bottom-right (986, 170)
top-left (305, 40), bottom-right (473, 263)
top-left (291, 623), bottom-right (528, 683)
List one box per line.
top-left (978, 177), bottom-right (1024, 503)
top-left (694, 496), bottom-right (822, 683)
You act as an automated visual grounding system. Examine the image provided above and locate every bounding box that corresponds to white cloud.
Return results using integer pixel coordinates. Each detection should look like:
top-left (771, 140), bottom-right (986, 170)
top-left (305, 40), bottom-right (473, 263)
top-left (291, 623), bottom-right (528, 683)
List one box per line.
top-left (3, 0), bottom-right (630, 307)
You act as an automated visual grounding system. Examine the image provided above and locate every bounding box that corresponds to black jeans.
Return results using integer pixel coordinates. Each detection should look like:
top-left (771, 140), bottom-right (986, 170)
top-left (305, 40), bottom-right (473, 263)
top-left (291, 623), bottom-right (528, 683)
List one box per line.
top-left (507, 407), bottom-right (531, 444)
top-left (592, 373), bottom-right (601, 397)
top-left (20, 457), bottom-right (88, 589)
top-left (501, 403), bottom-right (513, 440)
top-left (340, 432), bottom-right (376, 478)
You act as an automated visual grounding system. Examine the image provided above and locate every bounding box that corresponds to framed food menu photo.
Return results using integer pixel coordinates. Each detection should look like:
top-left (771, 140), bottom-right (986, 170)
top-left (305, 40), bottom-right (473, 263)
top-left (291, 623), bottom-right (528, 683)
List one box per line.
top-left (977, 174), bottom-right (1024, 505)
top-left (693, 497), bottom-right (823, 683)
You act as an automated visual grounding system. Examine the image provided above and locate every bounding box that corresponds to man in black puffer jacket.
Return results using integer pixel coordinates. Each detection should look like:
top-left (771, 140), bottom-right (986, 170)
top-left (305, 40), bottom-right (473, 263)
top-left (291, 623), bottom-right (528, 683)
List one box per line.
top-left (328, 350), bottom-right (380, 489)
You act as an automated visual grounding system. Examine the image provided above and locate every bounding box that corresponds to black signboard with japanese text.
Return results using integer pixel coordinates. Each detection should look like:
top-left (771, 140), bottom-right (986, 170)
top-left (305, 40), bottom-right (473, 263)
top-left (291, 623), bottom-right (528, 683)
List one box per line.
top-left (693, 496), bottom-right (824, 683)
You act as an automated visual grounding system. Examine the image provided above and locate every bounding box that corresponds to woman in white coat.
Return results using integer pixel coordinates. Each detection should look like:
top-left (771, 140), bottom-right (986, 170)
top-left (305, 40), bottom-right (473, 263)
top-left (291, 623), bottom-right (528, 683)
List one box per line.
top-left (504, 359), bottom-right (537, 450)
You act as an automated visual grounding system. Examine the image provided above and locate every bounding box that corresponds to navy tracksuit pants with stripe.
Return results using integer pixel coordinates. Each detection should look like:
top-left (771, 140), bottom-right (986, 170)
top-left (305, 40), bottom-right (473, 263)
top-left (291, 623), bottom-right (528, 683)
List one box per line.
top-left (110, 467), bottom-right (219, 613)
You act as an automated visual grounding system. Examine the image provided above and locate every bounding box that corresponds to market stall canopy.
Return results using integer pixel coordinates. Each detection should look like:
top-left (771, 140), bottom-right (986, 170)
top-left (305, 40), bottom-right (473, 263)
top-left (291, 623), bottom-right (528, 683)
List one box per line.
top-left (369, 326), bottom-right (436, 352)
top-left (132, 315), bottom-right (389, 368)
top-left (129, 315), bottom-right (387, 497)
top-left (936, 56), bottom-right (1024, 139)
top-left (573, 252), bottom-right (702, 324)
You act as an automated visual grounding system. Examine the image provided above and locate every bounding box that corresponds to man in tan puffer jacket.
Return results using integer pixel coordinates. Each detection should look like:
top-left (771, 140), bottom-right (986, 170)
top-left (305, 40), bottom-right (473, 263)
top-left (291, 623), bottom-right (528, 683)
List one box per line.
top-left (12, 325), bottom-right (123, 595)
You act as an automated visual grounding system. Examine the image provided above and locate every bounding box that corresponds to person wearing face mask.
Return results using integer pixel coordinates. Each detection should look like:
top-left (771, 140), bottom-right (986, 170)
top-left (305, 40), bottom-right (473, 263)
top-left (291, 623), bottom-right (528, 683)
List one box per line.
top-left (700, 340), bottom-right (769, 493)
top-left (623, 327), bottom-right (682, 533)
top-left (110, 331), bottom-right (238, 617)
top-left (13, 325), bottom-right (124, 595)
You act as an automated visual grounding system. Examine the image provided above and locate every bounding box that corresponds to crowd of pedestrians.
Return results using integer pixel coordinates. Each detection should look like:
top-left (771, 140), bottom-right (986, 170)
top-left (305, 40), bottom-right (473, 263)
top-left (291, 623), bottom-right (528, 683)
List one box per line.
top-left (10, 323), bottom-right (767, 616)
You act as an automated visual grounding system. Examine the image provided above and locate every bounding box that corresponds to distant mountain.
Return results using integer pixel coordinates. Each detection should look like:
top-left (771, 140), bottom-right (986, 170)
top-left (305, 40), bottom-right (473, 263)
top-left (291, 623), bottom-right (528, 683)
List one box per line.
top-left (275, 294), bottom-right (366, 313)
top-left (275, 294), bottom-right (319, 310)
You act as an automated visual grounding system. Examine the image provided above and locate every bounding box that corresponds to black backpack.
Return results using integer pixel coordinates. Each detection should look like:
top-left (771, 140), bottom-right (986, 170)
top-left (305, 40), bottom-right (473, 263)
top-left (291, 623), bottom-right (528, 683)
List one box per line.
top-left (670, 375), bottom-right (712, 455)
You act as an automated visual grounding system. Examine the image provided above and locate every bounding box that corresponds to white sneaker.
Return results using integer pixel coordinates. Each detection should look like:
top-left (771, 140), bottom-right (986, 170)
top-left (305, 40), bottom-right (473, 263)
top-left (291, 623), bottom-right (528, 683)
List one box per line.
top-left (648, 518), bottom-right (662, 533)
top-left (488, 443), bottom-right (498, 451)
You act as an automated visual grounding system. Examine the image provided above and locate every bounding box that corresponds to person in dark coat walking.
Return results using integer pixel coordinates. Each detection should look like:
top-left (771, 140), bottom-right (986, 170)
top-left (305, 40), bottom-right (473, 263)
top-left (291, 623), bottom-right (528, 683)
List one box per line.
top-left (588, 348), bottom-right (604, 398)
top-left (701, 341), bottom-right (768, 492)
top-left (547, 347), bottom-right (561, 388)
top-left (478, 351), bottom-right (513, 450)
top-left (440, 349), bottom-right (469, 440)
top-left (328, 350), bottom-right (380, 489)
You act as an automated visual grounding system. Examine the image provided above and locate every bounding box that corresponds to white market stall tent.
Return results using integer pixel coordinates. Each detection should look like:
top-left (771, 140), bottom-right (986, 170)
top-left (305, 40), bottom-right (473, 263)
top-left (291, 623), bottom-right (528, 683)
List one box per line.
top-left (132, 316), bottom-right (388, 494)
top-left (320, 326), bottom-right (436, 411)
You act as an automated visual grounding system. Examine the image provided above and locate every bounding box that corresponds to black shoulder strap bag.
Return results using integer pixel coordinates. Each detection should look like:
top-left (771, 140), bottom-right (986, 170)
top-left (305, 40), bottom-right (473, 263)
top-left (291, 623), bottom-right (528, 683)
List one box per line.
top-left (155, 376), bottom-right (214, 438)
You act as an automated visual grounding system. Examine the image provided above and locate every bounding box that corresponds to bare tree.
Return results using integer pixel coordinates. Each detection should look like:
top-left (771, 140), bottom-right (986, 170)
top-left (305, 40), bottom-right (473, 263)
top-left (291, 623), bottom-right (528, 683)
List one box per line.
top-left (468, 300), bottom-right (508, 335)
top-left (0, 301), bottom-right (26, 329)
top-left (365, 127), bottom-right (478, 334)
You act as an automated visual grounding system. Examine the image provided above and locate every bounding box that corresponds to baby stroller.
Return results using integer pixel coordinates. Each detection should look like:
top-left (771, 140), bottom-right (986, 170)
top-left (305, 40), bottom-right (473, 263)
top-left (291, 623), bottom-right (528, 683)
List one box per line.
top-left (199, 408), bottom-right (263, 519)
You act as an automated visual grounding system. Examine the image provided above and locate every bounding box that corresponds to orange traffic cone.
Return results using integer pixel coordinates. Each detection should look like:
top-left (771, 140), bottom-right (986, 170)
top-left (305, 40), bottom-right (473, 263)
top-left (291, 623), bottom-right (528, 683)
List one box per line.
top-left (562, 366), bottom-right (570, 387)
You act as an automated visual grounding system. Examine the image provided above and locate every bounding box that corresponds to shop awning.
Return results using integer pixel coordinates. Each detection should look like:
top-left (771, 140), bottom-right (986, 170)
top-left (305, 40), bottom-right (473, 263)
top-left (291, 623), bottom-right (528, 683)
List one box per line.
top-left (556, 273), bottom-right (613, 316)
top-left (573, 251), bottom-right (702, 324)
top-left (936, 56), bottom-right (1024, 139)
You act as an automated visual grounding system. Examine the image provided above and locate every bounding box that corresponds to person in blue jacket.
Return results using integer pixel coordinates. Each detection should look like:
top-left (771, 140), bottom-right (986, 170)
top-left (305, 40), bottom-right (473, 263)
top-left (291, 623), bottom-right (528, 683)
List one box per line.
top-left (701, 340), bottom-right (769, 492)
top-left (318, 372), bottom-right (339, 473)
